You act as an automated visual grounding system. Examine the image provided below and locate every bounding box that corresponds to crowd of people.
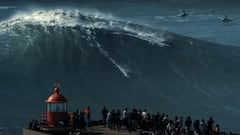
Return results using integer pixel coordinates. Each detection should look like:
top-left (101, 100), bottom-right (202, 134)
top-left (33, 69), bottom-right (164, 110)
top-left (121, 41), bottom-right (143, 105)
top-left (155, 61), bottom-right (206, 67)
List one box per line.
top-left (72, 106), bottom-right (91, 132)
top-left (27, 105), bottom-right (239, 135)
top-left (101, 106), bottom-right (237, 135)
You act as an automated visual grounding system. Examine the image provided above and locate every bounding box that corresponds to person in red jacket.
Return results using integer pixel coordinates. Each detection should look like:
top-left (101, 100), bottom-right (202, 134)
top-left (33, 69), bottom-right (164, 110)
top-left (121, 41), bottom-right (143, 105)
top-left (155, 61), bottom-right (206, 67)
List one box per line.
top-left (84, 106), bottom-right (91, 127)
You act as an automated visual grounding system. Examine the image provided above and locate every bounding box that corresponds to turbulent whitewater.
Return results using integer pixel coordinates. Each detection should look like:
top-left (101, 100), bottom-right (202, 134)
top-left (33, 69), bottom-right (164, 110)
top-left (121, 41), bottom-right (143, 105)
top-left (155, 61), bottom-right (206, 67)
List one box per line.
top-left (0, 9), bottom-right (168, 77)
top-left (0, 9), bottom-right (240, 135)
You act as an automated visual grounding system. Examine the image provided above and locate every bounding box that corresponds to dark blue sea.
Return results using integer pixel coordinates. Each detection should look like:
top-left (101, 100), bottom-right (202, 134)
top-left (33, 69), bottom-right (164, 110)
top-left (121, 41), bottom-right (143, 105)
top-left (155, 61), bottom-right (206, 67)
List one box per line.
top-left (0, 0), bottom-right (240, 135)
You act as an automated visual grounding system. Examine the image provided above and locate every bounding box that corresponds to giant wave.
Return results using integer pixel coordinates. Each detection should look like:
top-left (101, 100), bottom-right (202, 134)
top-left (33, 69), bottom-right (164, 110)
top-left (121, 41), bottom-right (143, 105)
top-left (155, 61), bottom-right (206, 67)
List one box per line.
top-left (0, 9), bottom-right (240, 134)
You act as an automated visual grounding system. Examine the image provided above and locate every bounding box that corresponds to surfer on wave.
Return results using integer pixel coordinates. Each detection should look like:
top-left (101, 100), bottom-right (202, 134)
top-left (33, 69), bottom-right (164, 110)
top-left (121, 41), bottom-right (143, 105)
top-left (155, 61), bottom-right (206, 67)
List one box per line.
top-left (222, 15), bottom-right (233, 22)
top-left (179, 10), bottom-right (188, 17)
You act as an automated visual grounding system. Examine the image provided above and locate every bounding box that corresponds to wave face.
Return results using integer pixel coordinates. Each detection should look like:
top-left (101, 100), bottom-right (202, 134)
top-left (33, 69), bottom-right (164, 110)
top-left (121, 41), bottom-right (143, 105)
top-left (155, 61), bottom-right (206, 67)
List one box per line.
top-left (1, 9), bottom-right (240, 134)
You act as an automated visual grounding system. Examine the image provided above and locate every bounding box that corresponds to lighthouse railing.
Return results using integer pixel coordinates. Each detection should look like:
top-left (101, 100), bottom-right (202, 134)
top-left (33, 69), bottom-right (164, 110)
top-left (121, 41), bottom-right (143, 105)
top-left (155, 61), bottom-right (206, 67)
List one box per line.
top-left (68, 112), bottom-right (75, 127)
top-left (40, 112), bottom-right (47, 127)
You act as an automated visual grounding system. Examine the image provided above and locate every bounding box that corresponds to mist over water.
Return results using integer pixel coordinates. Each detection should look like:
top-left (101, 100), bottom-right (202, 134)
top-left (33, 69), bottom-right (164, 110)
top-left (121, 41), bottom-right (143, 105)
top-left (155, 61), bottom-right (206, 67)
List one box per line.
top-left (0, 1), bottom-right (240, 135)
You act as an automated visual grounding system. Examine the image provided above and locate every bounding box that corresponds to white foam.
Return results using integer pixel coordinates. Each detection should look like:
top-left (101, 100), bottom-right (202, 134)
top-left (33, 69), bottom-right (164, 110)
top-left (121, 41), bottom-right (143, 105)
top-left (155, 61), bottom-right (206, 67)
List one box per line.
top-left (109, 58), bottom-right (130, 78)
top-left (0, 9), bottom-right (167, 72)
top-left (81, 29), bottom-right (130, 78)
top-left (94, 42), bottom-right (130, 78)
top-left (0, 9), bottom-right (167, 47)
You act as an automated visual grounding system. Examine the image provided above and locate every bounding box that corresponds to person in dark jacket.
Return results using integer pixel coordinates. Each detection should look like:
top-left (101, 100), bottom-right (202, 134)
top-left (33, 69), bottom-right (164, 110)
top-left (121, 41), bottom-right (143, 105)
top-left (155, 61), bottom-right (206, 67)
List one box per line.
top-left (207, 117), bottom-right (214, 134)
top-left (101, 106), bottom-right (108, 127)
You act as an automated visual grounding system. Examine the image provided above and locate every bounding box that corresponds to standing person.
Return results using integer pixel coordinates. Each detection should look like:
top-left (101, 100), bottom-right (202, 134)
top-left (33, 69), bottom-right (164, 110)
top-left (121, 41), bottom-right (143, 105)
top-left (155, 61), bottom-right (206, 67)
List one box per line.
top-left (116, 110), bottom-right (121, 131)
top-left (193, 119), bottom-right (200, 134)
top-left (174, 116), bottom-right (180, 135)
top-left (111, 110), bottom-right (116, 130)
top-left (84, 106), bottom-right (91, 127)
top-left (101, 106), bottom-right (108, 127)
top-left (28, 119), bottom-right (34, 129)
top-left (106, 110), bottom-right (112, 128)
top-left (79, 111), bottom-right (86, 131)
top-left (166, 120), bottom-right (174, 135)
top-left (215, 124), bottom-right (220, 135)
top-left (185, 116), bottom-right (192, 132)
top-left (162, 114), bottom-right (169, 134)
top-left (75, 109), bottom-right (80, 129)
top-left (207, 117), bottom-right (214, 134)
top-left (200, 119), bottom-right (207, 134)
top-left (122, 108), bottom-right (128, 128)
top-left (178, 116), bottom-right (184, 134)
top-left (142, 109), bottom-right (148, 131)
top-left (32, 120), bottom-right (39, 130)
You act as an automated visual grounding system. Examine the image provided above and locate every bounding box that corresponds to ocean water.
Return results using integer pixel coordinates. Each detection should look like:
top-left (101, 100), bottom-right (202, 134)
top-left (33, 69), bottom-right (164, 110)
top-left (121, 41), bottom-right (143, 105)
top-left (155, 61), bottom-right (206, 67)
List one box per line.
top-left (0, 0), bottom-right (240, 135)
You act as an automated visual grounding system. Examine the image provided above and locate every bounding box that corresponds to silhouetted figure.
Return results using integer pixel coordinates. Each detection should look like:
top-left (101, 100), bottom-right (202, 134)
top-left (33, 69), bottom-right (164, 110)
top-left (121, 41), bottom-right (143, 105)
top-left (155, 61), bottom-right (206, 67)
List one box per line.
top-left (28, 119), bottom-right (34, 129)
top-left (200, 119), bottom-right (207, 134)
top-left (79, 111), bottom-right (86, 131)
top-left (185, 116), bottom-right (192, 131)
top-left (222, 16), bottom-right (232, 22)
top-left (152, 112), bottom-right (160, 132)
top-left (180, 10), bottom-right (188, 17)
top-left (193, 119), bottom-right (200, 134)
top-left (32, 120), bottom-right (39, 130)
top-left (75, 109), bottom-right (80, 129)
top-left (207, 117), bottom-right (214, 134)
top-left (101, 106), bottom-right (108, 127)
top-left (173, 116), bottom-right (180, 135)
top-left (73, 112), bottom-right (78, 131)
top-left (178, 116), bottom-right (184, 134)
top-left (111, 109), bottom-right (116, 130)
top-left (131, 109), bottom-right (138, 131)
top-left (116, 110), bottom-right (121, 131)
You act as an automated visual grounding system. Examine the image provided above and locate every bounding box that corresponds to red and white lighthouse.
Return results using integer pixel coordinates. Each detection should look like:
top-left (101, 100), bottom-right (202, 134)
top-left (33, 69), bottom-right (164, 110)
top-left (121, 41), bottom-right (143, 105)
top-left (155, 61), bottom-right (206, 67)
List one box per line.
top-left (40, 86), bottom-right (73, 132)
top-left (45, 86), bottom-right (68, 127)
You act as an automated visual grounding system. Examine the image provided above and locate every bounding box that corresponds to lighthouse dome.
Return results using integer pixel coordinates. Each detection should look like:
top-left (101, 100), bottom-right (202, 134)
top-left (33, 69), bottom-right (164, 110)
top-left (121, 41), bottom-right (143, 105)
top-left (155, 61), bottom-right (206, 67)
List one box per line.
top-left (45, 87), bottom-right (67, 103)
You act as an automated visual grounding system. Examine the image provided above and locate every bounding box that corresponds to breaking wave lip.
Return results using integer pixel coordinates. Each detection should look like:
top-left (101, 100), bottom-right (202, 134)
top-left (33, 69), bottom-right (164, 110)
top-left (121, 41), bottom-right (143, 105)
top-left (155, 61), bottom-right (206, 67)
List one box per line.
top-left (0, 9), bottom-right (169, 77)
top-left (0, 9), bottom-right (172, 77)
top-left (0, 9), bottom-right (168, 47)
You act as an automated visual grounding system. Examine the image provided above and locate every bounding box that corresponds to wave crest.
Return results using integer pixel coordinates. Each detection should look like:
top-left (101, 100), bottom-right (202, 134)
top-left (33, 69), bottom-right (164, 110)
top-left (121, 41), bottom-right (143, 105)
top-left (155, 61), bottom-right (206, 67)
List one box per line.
top-left (0, 9), bottom-right (168, 46)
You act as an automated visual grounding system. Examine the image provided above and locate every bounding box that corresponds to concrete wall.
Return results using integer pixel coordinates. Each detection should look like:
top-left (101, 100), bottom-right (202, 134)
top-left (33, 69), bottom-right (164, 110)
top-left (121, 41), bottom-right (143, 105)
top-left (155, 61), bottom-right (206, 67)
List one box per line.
top-left (22, 129), bottom-right (51, 135)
